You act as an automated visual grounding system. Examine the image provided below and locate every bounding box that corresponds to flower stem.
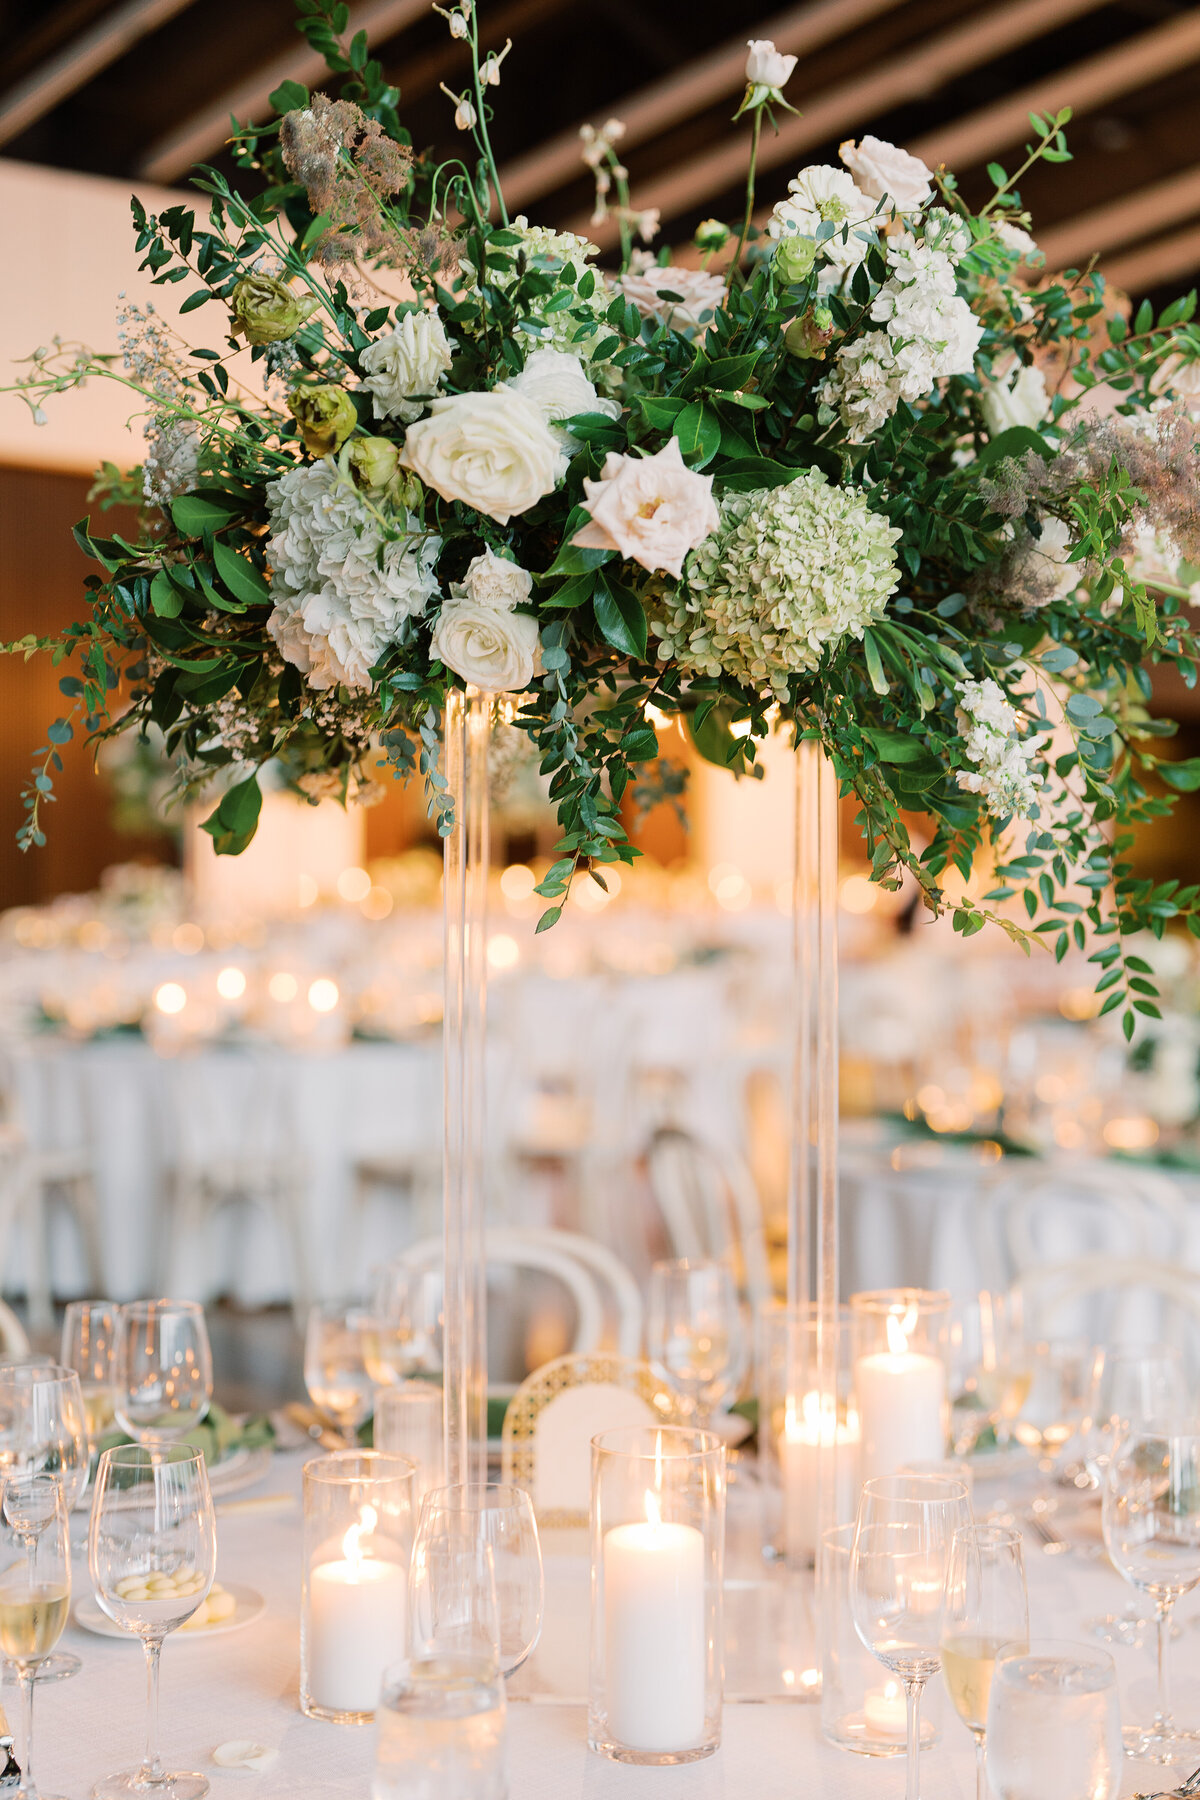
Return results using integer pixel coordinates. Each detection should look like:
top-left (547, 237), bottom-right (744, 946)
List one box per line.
top-left (728, 107), bottom-right (763, 291)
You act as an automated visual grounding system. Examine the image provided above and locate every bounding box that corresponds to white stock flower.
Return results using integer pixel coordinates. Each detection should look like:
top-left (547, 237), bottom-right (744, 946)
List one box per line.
top-left (979, 359), bottom-right (1049, 437)
top-left (265, 460), bottom-right (441, 692)
top-left (398, 388), bottom-right (567, 524)
top-left (505, 348), bottom-right (619, 451)
top-left (839, 136), bottom-right (933, 212)
top-left (359, 310), bottom-right (454, 424)
top-left (745, 39), bottom-right (797, 89)
top-left (432, 599), bottom-right (539, 692)
top-left (454, 548), bottom-right (533, 611)
top-left (573, 438), bottom-right (718, 579)
top-left (768, 165), bottom-right (876, 271)
top-left (618, 262), bottom-right (725, 333)
top-left (955, 677), bottom-right (1042, 818)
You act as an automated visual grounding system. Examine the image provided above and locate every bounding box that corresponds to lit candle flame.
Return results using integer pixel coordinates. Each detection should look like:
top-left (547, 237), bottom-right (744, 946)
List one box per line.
top-left (886, 1307), bottom-right (917, 1356)
top-left (341, 1503), bottom-right (378, 1574)
top-left (644, 1487), bottom-right (662, 1530)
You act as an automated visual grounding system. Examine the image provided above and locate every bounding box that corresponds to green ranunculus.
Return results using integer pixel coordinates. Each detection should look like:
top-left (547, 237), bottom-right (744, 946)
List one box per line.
top-left (774, 234), bottom-right (818, 285)
top-left (342, 435), bottom-right (400, 494)
top-left (229, 274), bottom-right (318, 346)
top-left (784, 306), bottom-right (834, 361)
top-left (288, 385), bottom-right (358, 456)
top-left (694, 218), bottom-right (730, 253)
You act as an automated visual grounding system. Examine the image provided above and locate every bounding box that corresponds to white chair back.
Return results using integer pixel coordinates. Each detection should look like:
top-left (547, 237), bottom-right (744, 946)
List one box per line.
top-left (980, 1160), bottom-right (1187, 1297)
top-left (0, 1300), bottom-right (29, 1360)
top-left (396, 1229), bottom-right (610, 1359)
top-left (1012, 1255), bottom-right (1200, 1363)
top-left (645, 1128), bottom-right (772, 1310)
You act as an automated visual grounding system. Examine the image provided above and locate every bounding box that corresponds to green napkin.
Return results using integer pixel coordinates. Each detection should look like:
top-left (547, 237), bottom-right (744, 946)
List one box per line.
top-left (96, 1402), bottom-right (275, 1466)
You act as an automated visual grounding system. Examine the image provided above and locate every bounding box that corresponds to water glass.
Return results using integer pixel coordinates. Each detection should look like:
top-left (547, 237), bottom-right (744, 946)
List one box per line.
top-left (1103, 1429), bottom-right (1200, 1762)
top-left (412, 1485), bottom-right (543, 1678)
top-left (647, 1260), bottom-right (747, 1426)
top-left (114, 1301), bottom-right (213, 1446)
top-left (89, 1444), bottom-right (217, 1800)
top-left (0, 1364), bottom-right (88, 1689)
top-left (375, 1386), bottom-right (445, 1513)
top-left (0, 1474), bottom-right (70, 1800)
top-left (940, 1524), bottom-right (1029, 1800)
top-left (305, 1305), bottom-right (375, 1445)
top-left (986, 1641), bottom-right (1122, 1800)
top-left (850, 1474), bottom-right (970, 1800)
top-left (373, 1657), bottom-right (507, 1800)
top-left (60, 1300), bottom-right (118, 1449)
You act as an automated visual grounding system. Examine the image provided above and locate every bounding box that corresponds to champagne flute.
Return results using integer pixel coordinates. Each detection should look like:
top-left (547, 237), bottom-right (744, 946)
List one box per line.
top-left (0, 1364), bottom-right (89, 1685)
top-left (646, 1260), bottom-right (747, 1427)
top-left (986, 1641), bottom-right (1122, 1800)
top-left (89, 1444), bottom-right (217, 1799)
top-left (850, 1474), bottom-right (970, 1800)
top-left (940, 1524), bottom-right (1029, 1800)
top-left (412, 1485), bottom-right (544, 1677)
top-left (114, 1301), bottom-right (213, 1447)
top-left (61, 1299), bottom-right (118, 1449)
top-left (0, 1475), bottom-right (71, 1800)
top-left (1103, 1428), bottom-right (1200, 1763)
top-left (304, 1305), bottom-right (375, 1446)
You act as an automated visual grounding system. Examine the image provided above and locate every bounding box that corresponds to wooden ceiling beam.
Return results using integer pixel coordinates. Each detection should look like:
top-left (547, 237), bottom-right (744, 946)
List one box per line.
top-left (497, 0), bottom-right (910, 218)
top-left (1102, 222), bottom-right (1200, 296)
top-left (1037, 165), bottom-right (1200, 270)
top-left (0, 0), bottom-right (197, 147)
top-left (135, 0), bottom-right (430, 184)
top-left (574, 0), bottom-right (1106, 248)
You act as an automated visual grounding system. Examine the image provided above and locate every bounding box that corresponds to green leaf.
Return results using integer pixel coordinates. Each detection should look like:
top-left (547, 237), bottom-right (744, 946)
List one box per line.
top-left (170, 494), bottom-right (240, 538)
top-left (638, 395), bottom-right (687, 430)
top-left (1159, 760), bottom-right (1200, 792)
top-left (987, 162), bottom-right (1008, 187)
top-left (179, 289), bottom-right (212, 314)
top-left (593, 575), bottom-right (648, 660)
top-left (212, 539), bottom-right (270, 607)
top-left (863, 727), bottom-right (924, 765)
top-left (150, 569), bottom-right (184, 618)
top-left (199, 773), bottom-right (262, 857)
top-left (672, 401), bottom-right (721, 467)
top-left (544, 570), bottom-right (596, 610)
top-left (699, 352), bottom-right (761, 390)
top-left (975, 425), bottom-right (1055, 466)
top-left (269, 79), bottom-right (309, 114)
top-left (861, 629), bottom-right (888, 696)
top-left (545, 505), bottom-right (613, 577)
top-left (535, 905), bottom-right (563, 933)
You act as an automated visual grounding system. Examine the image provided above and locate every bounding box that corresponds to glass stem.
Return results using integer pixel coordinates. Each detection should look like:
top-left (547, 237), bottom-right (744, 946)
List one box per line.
top-left (973, 1727), bottom-right (987, 1800)
top-left (1155, 1595), bottom-right (1174, 1731)
top-left (142, 1636), bottom-right (166, 1782)
top-left (18, 1671), bottom-right (35, 1798)
top-left (904, 1675), bottom-right (924, 1800)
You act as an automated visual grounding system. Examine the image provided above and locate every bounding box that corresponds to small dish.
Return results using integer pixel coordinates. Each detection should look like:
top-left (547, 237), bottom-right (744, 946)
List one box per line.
top-left (73, 1581), bottom-right (264, 1641)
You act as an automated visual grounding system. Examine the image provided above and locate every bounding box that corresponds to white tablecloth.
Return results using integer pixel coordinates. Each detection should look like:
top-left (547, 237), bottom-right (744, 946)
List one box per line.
top-left (34, 1447), bottom-right (1200, 1799)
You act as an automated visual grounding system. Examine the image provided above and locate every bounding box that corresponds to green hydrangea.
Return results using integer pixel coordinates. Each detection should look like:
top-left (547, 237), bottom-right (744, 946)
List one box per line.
top-left (653, 468), bottom-right (901, 698)
top-left (469, 216), bottom-right (614, 378)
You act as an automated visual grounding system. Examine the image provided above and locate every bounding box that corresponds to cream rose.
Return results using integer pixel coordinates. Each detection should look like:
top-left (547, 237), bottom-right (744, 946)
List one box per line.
top-left (838, 136), bottom-right (933, 213)
top-left (745, 39), bottom-right (797, 90)
top-left (573, 438), bottom-right (719, 579)
top-left (360, 310), bottom-right (454, 424)
top-left (505, 348), bottom-right (619, 451)
top-left (455, 548), bottom-right (533, 611)
top-left (618, 263), bottom-right (725, 334)
top-left (431, 598), bottom-right (539, 692)
top-left (398, 389), bottom-right (567, 524)
top-left (979, 359), bottom-right (1049, 436)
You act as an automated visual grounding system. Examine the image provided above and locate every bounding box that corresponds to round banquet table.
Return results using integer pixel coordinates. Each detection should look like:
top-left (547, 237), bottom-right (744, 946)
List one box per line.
top-left (35, 1446), bottom-right (1200, 1800)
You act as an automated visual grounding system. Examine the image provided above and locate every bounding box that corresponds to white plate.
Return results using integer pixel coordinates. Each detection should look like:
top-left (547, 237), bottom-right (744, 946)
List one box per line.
top-left (207, 1444), bottom-right (274, 1498)
top-left (72, 1582), bottom-right (265, 1642)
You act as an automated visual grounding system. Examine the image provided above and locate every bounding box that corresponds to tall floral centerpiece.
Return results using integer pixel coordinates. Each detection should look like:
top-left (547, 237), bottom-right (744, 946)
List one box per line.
top-left (9, 3), bottom-right (1200, 1481)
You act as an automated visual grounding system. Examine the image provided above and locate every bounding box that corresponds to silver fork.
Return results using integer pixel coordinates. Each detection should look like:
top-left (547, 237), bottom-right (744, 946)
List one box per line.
top-left (1133, 1764), bottom-right (1200, 1800)
top-left (1024, 1502), bottom-right (1072, 1555)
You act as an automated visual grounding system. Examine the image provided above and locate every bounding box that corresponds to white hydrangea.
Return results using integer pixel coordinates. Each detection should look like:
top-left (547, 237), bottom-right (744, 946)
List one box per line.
top-left (653, 468), bottom-right (901, 700)
top-left (955, 677), bottom-right (1042, 818)
top-left (265, 460), bottom-right (441, 692)
top-left (823, 225), bottom-right (983, 440)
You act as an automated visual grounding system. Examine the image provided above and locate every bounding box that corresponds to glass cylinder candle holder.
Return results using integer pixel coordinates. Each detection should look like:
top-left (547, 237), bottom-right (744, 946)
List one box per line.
top-left (820, 1523), bottom-right (941, 1756)
top-left (757, 1301), bottom-right (859, 1568)
top-left (588, 1426), bottom-right (725, 1765)
top-left (375, 1386), bottom-right (445, 1513)
top-left (849, 1289), bottom-right (950, 1483)
top-left (302, 1451), bottom-right (417, 1723)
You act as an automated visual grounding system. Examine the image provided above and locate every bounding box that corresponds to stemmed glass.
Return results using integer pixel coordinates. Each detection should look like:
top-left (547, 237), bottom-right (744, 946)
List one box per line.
top-left (948, 1292), bottom-right (1033, 1459)
top-left (114, 1301), bottom-right (213, 1447)
top-left (368, 1265), bottom-right (444, 1381)
top-left (986, 1641), bottom-right (1123, 1800)
top-left (940, 1524), bottom-right (1029, 1800)
top-left (412, 1484), bottom-right (544, 1677)
top-left (1103, 1428), bottom-right (1200, 1763)
top-left (61, 1299), bottom-right (119, 1449)
top-left (646, 1260), bottom-right (747, 1427)
top-left (0, 1474), bottom-right (71, 1800)
top-left (0, 1364), bottom-right (89, 1684)
top-left (89, 1444), bottom-right (217, 1799)
top-left (850, 1474), bottom-right (970, 1800)
top-left (304, 1305), bottom-right (375, 1446)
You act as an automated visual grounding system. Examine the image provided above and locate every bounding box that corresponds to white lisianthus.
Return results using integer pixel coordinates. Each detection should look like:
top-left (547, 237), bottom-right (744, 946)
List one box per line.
top-left (453, 548), bottom-right (533, 611)
top-left (398, 388), bottom-right (567, 524)
top-left (432, 599), bottom-right (539, 692)
top-left (768, 165), bottom-right (876, 271)
top-left (979, 359), bottom-right (1049, 437)
top-left (745, 39), bottom-right (797, 89)
top-left (505, 348), bottom-right (620, 451)
top-left (839, 136), bottom-right (933, 212)
top-left (573, 438), bottom-right (719, 579)
top-left (618, 261), bottom-right (726, 333)
top-left (956, 677), bottom-right (1043, 818)
top-left (360, 310), bottom-right (454, 424)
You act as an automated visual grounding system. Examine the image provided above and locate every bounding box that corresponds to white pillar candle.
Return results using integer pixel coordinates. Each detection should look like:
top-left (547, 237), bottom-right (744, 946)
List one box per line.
top-left (782, 1394), bottom-right (862, 1562)
top-left (864, 1680), bottom-right (909, 1741)
top-left (307, 1519), bottom-right (407, 1715)
top-left (603, 1497), bottom-right (705, 1752)
top-left (855, 1313), bottom-right (946, 1481)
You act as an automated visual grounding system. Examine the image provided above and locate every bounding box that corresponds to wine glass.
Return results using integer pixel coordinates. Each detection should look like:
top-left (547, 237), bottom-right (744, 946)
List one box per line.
top-left (304, 1305), bottom-right (375, 1446)
top-left (0, 1364), bottom-right (89, 1685)
top-left (409, 1534), bottom-right (502, 1661)
top-left (986, 1641), bottom-right (1122, 1800)
top-left (89, 1444), bottom-right (217, 1800)
top-left (646, 1260), bottom-right (747, 1427)
top-left (369, 1265), bottom-right (444, 1378)
top-left (1103, 1428), bottom-right (1200, 1763)
top-left (1016, 1338), bottom-right (1091, 1483)
top-left (940, 1523), bottom-right (1029, 1800)
top-left (850, 1474), bottom-right (970, 1800)
top-left (114, 1301), bottom-right (213, 1447)
top-left (412, 1485), bottom-right (544, 1677)
top-left (949, 1292), bottom-right (1033, 1460)
top-left (61, 1299), bottom-right (118, 1450)
top-left (0, 1474), bottom-right (71, 1800)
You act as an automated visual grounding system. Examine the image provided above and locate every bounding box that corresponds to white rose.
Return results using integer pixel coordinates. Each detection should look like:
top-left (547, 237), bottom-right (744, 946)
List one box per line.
top-left (505, 348), bottom-right (619, 452)
top-left (768, 166), bottom-right (876, 272)
top-left (398, 388), bottom-right (567, 525)
top-left (839, 136), bottom-right (933, 212)
top-left (573, 437), bottom-right (719, 580)
top-left (455, 548), bottom-right (532, 611)
top-left (359, 310), bottom-right (454, 424)
top-left (432, 599), bottom-right (539, 692)
top-left (745, 39), bottom-right (797, 89)
top-left (993, 221), bottom-right (1041, 265)
top-left (979, 360), bottom-right (1049, 436)
top-left (617, 263), bottom-right (726, 333)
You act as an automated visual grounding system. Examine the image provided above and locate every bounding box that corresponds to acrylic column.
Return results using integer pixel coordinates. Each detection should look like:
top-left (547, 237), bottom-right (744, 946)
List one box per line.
top-left (442, 688), bottom-right (492, 1490)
